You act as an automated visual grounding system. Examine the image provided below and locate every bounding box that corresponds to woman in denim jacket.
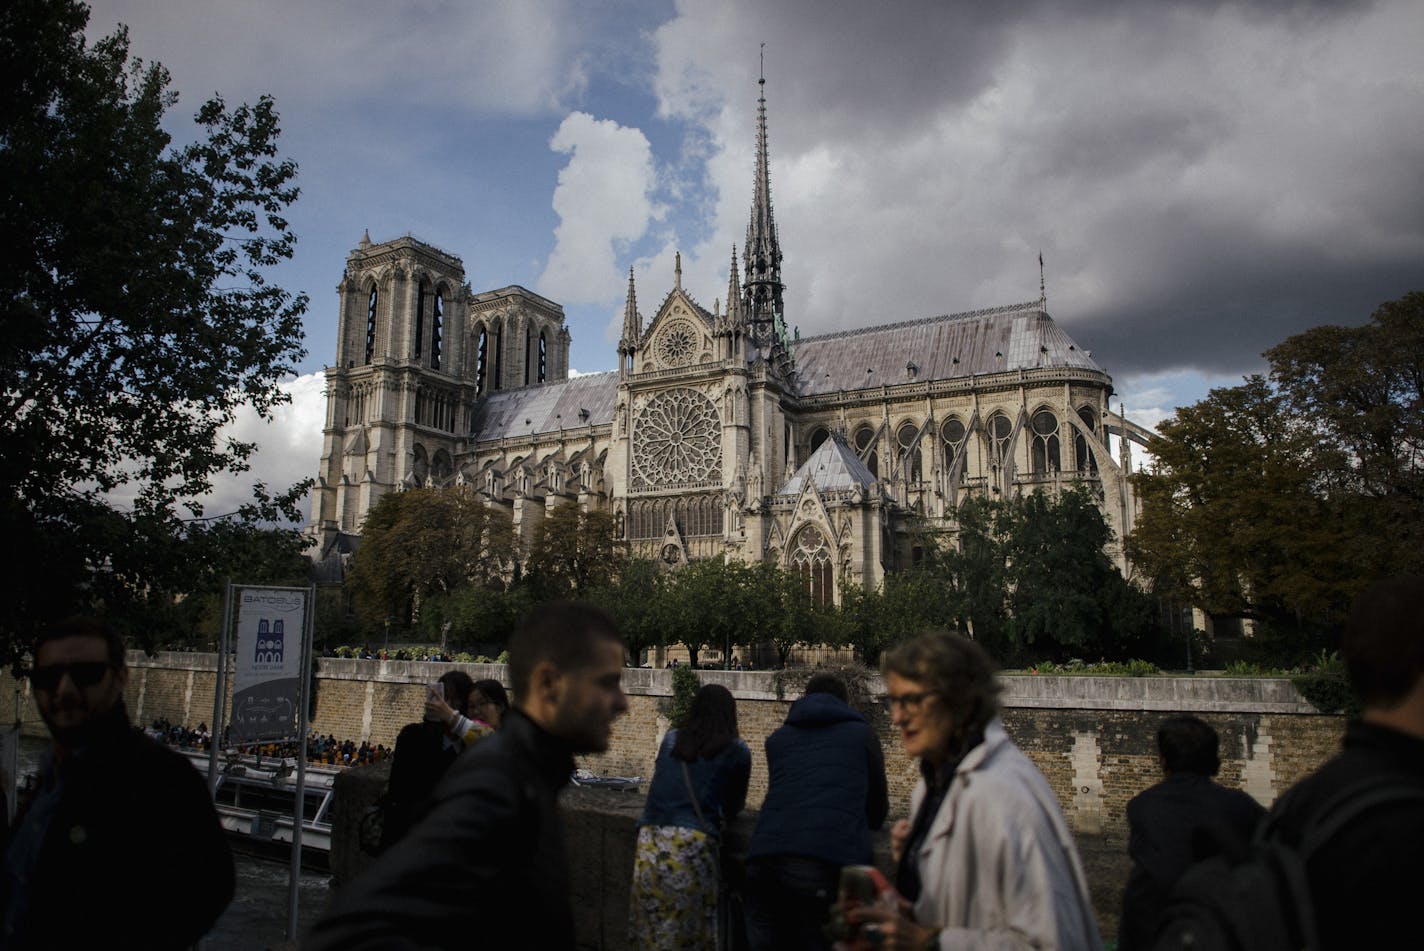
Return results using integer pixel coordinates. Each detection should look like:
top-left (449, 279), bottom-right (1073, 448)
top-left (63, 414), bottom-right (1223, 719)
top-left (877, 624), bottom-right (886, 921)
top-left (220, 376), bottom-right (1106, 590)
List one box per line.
top-left (629, 683), bottom-right (751, 950)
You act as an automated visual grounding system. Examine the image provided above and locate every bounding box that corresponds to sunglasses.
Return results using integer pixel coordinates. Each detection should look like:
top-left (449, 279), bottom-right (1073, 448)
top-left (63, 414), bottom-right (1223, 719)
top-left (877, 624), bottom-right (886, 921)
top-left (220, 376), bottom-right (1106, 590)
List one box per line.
top-left (30, 661), bottom-right (114, 691)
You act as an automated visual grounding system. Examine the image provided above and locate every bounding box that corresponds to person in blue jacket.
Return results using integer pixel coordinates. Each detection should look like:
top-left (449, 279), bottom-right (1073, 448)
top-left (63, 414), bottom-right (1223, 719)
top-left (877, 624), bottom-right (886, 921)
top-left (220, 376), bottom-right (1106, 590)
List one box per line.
top-left (629, 683), bottom-right (751, 951)
top-left (744, 673), bottom-right (889, 950)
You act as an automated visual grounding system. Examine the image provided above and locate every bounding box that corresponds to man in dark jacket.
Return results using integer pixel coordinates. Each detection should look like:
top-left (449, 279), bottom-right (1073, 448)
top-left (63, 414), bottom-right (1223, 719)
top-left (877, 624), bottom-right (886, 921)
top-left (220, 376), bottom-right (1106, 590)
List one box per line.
top-left (307, 600), bottom-right (628, 950)
top-left (744, 673), bottom-right (889, 951)
top-left (1266, 574), bottom-right (1424, 950)
top-left (1119, 715), bottom-right (1265, 950)
top-left (0, 617), bottom-right (234, 949)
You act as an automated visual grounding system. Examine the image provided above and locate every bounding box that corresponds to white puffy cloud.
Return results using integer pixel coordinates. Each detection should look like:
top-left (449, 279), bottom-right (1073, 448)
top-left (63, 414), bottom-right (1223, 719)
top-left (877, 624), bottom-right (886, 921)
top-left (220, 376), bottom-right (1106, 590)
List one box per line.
top-left (193, 373), bottom-right (329, 521)
top-left (538, 112), bottom-right (665, 305)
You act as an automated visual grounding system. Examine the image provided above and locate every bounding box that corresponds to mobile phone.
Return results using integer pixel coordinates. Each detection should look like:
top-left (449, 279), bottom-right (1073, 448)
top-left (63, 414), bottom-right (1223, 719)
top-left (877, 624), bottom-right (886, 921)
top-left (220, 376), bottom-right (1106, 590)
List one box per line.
top-left (429, 682), bottom-right (444, 701)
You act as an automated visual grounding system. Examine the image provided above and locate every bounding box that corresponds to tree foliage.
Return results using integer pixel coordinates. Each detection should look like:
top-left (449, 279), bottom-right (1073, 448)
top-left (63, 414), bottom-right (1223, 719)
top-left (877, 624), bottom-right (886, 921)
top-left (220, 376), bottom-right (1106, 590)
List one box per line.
top-left (525, 504), bottom-right (623, 598)
top-left (346, 487), bottom-right (514, 628)
top-left (0, 0), bottom-right (309, 661)
top-left (1129, 292), bottom-right (1424, 655)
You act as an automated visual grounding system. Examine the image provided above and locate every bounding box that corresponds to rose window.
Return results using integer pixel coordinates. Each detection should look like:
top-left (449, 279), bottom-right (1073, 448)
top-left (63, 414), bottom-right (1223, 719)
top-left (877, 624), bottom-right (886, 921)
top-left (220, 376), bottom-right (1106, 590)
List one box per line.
top-left (655, 321), bottom-right (699, 367)
top-left (632, 388), bottom-right (722, 489)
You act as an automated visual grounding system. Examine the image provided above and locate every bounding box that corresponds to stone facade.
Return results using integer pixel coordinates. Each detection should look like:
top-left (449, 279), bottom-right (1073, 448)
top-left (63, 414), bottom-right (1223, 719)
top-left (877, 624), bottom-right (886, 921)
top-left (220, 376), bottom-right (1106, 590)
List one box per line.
top-left (305, 80), bottom-right (1156, 610)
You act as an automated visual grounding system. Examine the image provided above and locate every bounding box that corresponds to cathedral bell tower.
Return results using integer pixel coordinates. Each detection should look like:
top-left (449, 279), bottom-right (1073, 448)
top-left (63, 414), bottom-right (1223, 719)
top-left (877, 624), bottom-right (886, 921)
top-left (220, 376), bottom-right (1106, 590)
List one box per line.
top-left (309, 234), bottom-right (470, 549)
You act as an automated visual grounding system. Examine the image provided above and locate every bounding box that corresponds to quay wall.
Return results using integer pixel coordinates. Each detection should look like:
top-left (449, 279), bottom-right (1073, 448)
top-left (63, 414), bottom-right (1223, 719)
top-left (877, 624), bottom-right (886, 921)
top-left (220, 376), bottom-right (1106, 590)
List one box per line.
top-left (3, 654), bottom-right (1344, 944)
top-left (3, 651), bottom-right (1342, 834)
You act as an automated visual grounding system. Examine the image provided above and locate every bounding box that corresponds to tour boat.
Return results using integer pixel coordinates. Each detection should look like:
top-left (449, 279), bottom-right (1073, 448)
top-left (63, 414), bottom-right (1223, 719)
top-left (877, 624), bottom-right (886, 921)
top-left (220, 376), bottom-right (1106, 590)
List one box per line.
top-left (182, 749), bottom-right (338, 868)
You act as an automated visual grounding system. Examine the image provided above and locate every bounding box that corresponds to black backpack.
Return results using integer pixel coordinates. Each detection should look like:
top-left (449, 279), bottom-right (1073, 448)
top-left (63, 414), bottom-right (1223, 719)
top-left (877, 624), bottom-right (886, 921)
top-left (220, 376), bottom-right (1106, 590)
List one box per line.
top-left (1152, 780), bottom-right (1424, 951)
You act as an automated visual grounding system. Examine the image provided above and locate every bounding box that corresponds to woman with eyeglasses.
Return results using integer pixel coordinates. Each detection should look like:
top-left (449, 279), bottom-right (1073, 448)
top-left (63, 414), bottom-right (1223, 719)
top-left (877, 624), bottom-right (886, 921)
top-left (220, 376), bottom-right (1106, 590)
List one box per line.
top-left (849, 633), bottom-right (1102, 950)
top-left (426, 677), bottom-right (509, 746)
top-left (628, 682), bottom-right (751, 951)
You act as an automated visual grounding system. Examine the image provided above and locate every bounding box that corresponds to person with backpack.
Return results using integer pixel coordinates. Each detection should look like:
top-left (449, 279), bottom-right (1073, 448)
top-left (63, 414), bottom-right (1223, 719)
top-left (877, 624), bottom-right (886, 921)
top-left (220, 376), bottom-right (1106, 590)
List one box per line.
top-left (743, 673), bottom-right (888, 951)
top-left (1261, 574), bottom-right (1424, 950)
top-left (1119, 716), bottom-right (1265, 950)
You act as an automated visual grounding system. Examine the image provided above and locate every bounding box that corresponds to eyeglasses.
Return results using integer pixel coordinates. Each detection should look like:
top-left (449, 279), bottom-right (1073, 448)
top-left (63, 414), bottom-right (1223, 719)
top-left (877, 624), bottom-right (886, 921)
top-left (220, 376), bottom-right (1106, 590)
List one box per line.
top-left (882, 690), bottom-right (935, 714)
top-left (30, 661), bottom-right (114, 691)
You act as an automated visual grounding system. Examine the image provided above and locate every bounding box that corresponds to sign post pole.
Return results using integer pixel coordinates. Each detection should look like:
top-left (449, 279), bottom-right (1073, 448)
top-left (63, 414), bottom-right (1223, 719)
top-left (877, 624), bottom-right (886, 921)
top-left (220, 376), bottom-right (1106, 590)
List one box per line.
top-left (287, 584), bottom-right (315, 941)
top-left (207, 577), bottom-right (233, 795)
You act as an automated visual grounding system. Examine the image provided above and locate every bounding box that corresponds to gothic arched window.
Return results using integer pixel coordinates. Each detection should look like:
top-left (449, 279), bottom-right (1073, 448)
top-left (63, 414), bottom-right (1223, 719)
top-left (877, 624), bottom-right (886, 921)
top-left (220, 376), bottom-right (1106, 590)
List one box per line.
top-left (1031, 409), bottom-right (1060, 476)
top-left (414, 284), bottom-right (426, 360)
top-left (897, 421), bottom-right (922, 481)
top-left (432, 450), bottom-right (452, 482)
top-left (493, 328), bottom-right (502, 391)
top-left (538, 332), bottom-right (547, 382)
top-left (431, 290), bottom-right (443, 370)
top-left (790, 524), bottom-right (834, 607)
top-left (986, 413), bottom-right (1012, 464)
top-left (809, 427), bottom-right (830, 453)
top-left (854, 425), bottom-right (878, 478)
top-left (475, 329), bottom-right (488, 394)
top-left (1076, 407), bottom-right (1098, 474)
top-left (941, 417), bottom-right (966, 475)
top-left (365, 287), bottom-right (378, 364)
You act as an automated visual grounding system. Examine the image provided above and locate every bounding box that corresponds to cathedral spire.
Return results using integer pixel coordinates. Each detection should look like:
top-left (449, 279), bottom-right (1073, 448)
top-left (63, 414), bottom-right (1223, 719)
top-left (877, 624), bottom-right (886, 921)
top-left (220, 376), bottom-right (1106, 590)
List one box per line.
top-left (743, 48), bottom-right (784, 344)
top-left (619, 267), bottom-right (641, 353)
top-left (727, 245), bottom-right (742, 326)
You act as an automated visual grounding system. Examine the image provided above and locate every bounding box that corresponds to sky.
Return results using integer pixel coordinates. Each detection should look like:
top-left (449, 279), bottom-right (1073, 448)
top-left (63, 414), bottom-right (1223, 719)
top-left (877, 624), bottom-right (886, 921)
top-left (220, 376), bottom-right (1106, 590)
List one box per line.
top-left (83, 0), bottom-right (1424, 522)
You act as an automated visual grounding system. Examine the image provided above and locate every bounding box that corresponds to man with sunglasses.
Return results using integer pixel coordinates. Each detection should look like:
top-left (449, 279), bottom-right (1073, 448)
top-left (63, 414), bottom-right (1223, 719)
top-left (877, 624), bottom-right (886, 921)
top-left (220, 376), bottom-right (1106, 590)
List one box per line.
top-left (0, 617), bottom-right (234, 948)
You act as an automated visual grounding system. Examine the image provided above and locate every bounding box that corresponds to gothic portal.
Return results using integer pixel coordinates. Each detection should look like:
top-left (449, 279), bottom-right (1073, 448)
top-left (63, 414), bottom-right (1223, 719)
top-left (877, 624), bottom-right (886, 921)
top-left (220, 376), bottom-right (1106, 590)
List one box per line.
top-left (308, 75), bottom-right (1155, 605)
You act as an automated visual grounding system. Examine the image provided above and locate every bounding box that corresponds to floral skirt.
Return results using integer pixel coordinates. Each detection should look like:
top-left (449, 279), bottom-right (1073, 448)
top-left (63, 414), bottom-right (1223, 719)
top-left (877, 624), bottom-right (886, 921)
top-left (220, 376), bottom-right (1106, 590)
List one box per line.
top-left (628, 823), bottom-right (719, 950)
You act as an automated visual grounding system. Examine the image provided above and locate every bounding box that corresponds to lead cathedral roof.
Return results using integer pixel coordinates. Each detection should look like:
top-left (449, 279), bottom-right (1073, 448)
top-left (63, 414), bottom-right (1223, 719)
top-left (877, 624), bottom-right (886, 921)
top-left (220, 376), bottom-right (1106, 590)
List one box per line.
top-left (791, 301), bottom-right (1104, 396)
top-left (466, 303), bottom-right (1102, 442)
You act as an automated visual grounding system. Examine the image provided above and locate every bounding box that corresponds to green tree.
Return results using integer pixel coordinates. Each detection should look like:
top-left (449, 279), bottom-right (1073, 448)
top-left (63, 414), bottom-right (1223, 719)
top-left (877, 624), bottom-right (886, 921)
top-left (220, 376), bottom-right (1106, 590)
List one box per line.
top-left (524, 504), bottom-right (623, 597)
top-left (1000, 486), bottom-right (1152, 663)
top-left (419, 584), bottom-right (527, 653)
top-left (941, 498), bottom-right (1008, 647)
top-left (752, 562), bottom-right (823, 668)
top-left (1129, 377), bottom-right (1361, 647)
top-left (0, 0), bottom-right (307, 661)
top-left (1129, 294), bottom-right (1424, 661)
top-left (664, 556), bottom-right (760, 667)
top-left (589, 557), bottom-right (668, 667)
top-left (346, 487), bottom-right (514, 630)
top-left (835, 582), bottom-right (888, 667)
top-left (1266, 291), bottom-right (1424, 571)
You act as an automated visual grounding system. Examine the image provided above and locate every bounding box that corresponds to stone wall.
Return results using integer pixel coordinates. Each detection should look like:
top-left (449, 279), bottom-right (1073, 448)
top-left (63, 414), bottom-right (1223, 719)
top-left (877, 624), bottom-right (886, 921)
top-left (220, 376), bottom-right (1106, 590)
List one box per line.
top-left (4, 653), bottom-right (1343, 833)
top-left (2, 653), bottom-right (1345, 944)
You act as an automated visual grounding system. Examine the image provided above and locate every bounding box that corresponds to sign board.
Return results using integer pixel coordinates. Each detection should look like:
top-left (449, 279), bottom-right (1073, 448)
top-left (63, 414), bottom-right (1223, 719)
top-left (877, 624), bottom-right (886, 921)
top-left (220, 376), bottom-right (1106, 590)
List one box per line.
top-left (230, 587), bottom-right (308, 744)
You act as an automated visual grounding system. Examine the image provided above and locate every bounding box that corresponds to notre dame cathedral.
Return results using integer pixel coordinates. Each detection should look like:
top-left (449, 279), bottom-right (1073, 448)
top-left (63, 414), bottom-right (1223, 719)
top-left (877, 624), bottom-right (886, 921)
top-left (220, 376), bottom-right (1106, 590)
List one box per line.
top-left (307, 77), bottom-right (1154, 603)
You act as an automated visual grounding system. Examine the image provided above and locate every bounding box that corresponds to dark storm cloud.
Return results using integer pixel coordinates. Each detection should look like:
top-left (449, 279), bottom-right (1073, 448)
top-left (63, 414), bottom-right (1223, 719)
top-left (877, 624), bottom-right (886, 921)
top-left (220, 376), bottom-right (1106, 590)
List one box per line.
top-left (655, 0), bottom-right (1424, 380)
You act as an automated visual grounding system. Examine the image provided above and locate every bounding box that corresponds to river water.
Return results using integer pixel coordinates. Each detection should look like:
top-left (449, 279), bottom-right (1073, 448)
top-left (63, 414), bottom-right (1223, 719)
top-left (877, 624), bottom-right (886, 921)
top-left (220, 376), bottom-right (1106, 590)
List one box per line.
top-left (16, 736), bottom-right (331, 949)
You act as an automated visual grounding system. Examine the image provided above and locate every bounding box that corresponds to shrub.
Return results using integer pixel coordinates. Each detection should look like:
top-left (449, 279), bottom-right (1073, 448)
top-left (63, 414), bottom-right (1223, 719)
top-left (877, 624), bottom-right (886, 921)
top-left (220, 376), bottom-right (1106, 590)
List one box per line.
top-left (662, 664), bottom-right (702, 728)
top-left (1291, 650), bottom-right (1360, 716)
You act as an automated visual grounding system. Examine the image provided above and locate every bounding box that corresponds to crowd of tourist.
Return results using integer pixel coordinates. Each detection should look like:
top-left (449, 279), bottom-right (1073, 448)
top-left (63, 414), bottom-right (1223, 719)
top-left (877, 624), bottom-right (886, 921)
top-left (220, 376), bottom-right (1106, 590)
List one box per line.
top-left (144, 717), bottom-right (388, 768)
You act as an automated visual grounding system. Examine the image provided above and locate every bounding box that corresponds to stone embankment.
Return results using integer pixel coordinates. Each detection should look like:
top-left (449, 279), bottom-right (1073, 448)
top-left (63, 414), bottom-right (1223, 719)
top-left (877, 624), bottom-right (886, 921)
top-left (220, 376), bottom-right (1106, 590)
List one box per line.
top-left (2, 653), bottom-right (1342, 945)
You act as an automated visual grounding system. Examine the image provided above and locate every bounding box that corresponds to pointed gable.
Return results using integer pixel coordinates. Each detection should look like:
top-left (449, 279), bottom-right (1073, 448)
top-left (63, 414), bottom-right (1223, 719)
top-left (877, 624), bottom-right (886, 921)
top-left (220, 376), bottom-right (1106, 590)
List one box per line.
top-left (777, 433), bottom-right (880, 497)
top-left (641, 287), bottom-right (717, 371)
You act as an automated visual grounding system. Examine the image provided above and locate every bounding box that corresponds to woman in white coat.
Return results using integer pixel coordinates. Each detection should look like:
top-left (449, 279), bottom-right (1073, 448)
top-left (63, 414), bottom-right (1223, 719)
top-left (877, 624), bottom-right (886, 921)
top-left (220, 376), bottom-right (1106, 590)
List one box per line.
top-left (852, 633), bottom-right (1102, 951)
